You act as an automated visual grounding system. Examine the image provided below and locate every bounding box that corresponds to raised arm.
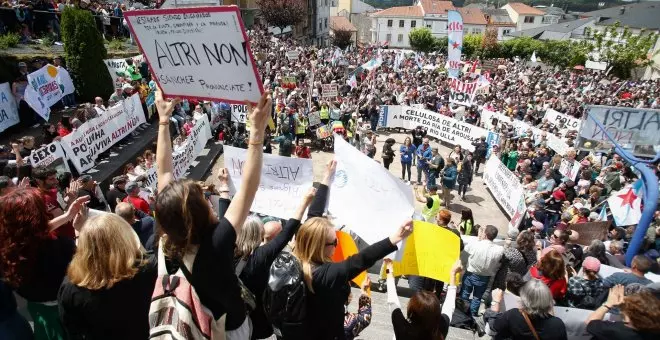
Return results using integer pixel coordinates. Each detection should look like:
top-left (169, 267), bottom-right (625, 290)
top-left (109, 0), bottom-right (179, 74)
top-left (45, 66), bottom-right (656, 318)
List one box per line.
top-left (223, 92), bottom-right (272, 233)
top-left (441, 260), bottom-right (463, 318)
top-left (154, 88), bottom-right (181, 193)
top-left (307, 160), bottom-right (336, 219)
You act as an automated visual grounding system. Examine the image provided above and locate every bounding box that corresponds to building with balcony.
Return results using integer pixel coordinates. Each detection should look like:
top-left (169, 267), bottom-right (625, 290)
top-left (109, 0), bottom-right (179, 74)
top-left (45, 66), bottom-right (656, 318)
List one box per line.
top-left (483, 8), bottom-right (517, 41)
top-left (502, 2), bottom-right (547, 31)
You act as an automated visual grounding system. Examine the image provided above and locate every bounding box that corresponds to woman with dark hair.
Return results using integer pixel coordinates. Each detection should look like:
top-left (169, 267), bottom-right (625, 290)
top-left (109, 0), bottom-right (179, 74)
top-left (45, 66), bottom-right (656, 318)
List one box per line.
top-left (399, 137), bottom-right (416, 182)
top-left (586, 286), bottom-right (660, 339)
top-left (153, 89), bottom-right (272, 337)
top-left (42, 124), bottom-right (61, 144)
top-left (386, 258), bottom-right (463, 340)
top-left (457, 152), bottom-right (473, 201)
top-left (0, 188), bottom-right (88, 340)
top-left (493, 230), bottom-right (537, 291)
top-left (458, 208), bottom-right (474, 236)
top-left (528, 248), bottom-right (567, 301)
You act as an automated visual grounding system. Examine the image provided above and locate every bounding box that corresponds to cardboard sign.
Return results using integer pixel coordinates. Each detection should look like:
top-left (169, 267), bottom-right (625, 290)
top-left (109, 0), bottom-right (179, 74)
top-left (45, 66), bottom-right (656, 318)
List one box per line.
top-left (223, 146), bottom-right (314, 219)
top-left (230, 103), bottom-right (248, 123)
top-left (546, 133), bottom-right (569, 156)
top-left (124, 6), bottom-right (263, 104)
top-left (391, 221), bottom-right (461, 283)
top-left (569, 221), bottom-right (610, 246)
top-left (331, 230), bottom-right (367, 287)
top-left (0, 82), bottom-right (19, 133)
top-left (483, 156), bottom-right (527, 230)
top-left (322, 83), bottom-right (338, 98)
top-left (29, 141), bottom-right (70, 173)
top-left (559, 158), bottom-right (581, 182)
top-left (61, 94), bottom-right (146, 173)
top-left (307, 111), bottom-right (321, 126)
top-left (315, 125), bottom-right (332, 139)
top-left (285, 50), bottom-right (300, 61)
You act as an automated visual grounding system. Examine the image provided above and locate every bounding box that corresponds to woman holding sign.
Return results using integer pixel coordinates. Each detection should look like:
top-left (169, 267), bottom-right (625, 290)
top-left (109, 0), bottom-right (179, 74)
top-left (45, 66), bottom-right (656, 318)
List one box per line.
top-left (152, 88), bottom-right (272, 338)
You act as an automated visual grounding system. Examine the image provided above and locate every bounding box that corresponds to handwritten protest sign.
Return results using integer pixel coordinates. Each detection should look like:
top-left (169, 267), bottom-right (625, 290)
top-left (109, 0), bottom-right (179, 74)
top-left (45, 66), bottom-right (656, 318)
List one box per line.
top-left (0, 83), bottom-right (19, 133)
top-left (578, 105), bottom-right (660, 158)
top-left (483, 157), bottom-right (527, 230)
top-left (546, 133), bottom-right (569, 156)
top-left (104, 55), bottom-right (144, 88)
top-left (322, 84), bottom-right (338, 98)
top-left (124, 6), bottom-right (263, 104)
top-left (449, 78), bottom-right (478, 106)
top-left (307, 111), bottom-right (321, 126)
top-left (286, 50), bottom-right (300, 61)
top-left (332, 230), bottom-right (367, 286)
top-left (315, 125), bottom-right (332, 139)
top-left (569, 221), bottom-right (610, 246)
top-left (544, 108), bottom-right (581, 131)
top-left (230, 103), bottom-right (248, 123)
top-left (390, 221), bottom-right (460, 283)
top-left (61, 94), bottom-right (146, 173)
top-left (29, 141), bottom-right (70, 173)
top-left (380, 105), bottom-right (492, 152)
top-left (330, 109), bottom-right (341, 120)
top-left (224, 146), bottom-right (314, 219)
top-left (329, 136), bottom-right (414, 244)
top-left (559, 158), bottom-right (581, 182)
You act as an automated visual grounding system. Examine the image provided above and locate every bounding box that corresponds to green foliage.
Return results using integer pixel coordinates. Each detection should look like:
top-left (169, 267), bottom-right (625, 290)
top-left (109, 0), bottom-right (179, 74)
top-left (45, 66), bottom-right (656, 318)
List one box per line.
top-left (107, 38), bottom-right (127, 51)
top-left (408, 27), bottom-right (436, 53)
top-left (462, 34), bottom-right (483, 58)
top-left (587, 23), bottom-right (659, 78)
top-left (331, 29), bottom-right (353, 50)
top-left (256, 0), bottom-right (307, 32)
top-left (61, 8), bottom-right (113, 102)
top-left (0, 33), bottom-right (20, 49)
top-left (435, 36), bottom-right (449, 55)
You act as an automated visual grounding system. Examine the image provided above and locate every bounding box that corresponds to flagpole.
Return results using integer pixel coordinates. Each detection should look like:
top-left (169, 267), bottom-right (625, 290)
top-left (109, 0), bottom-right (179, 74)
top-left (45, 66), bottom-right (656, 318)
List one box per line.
top-left (587, 113), bottom-right (659, 266)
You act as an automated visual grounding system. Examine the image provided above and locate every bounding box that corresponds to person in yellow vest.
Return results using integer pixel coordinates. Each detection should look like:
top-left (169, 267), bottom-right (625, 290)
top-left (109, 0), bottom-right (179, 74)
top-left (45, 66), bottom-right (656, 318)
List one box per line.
top-left (415, 184), bottom-right (442, 225)
top-left (320, 102), bottom-right (330, 125)
top-left (295, 112), bottom-right (307, 144)
top-left (347, 114), bottom-right (357, 145)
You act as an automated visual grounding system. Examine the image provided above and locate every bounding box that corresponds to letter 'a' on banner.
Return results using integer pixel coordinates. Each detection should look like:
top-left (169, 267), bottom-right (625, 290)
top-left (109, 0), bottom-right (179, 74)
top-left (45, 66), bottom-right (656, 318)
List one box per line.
top-left (124, 6), bottom-right (264, 104)
top-left (390, 221), bottom-right (460, 283)
top-left (332, 230), bottom-right (367, 287)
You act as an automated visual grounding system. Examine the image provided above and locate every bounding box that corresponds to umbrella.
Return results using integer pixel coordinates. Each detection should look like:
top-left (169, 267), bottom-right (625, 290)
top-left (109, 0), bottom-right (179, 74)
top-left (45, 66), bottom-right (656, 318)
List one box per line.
top-left (573, 65), bottom-right (585, 70)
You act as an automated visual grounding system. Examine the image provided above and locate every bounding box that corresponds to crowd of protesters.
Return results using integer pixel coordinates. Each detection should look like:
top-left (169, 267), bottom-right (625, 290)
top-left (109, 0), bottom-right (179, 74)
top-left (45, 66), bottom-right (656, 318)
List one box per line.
top-left (1, 15), bottom-right (660, 340)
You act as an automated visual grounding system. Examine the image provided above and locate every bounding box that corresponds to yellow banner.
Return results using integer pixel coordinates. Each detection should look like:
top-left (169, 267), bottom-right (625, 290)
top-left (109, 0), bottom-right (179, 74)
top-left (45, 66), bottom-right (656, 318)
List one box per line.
top-left (391, 221), bottom-right (461, 283)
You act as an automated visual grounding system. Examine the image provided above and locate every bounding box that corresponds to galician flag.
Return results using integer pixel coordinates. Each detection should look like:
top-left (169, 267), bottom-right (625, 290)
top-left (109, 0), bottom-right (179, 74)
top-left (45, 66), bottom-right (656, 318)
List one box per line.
top-left (361, 58), bottom-right (382, 71)
top-left (607, 179), bottom-right (643, 226)
top-left (347, 74), bottom-right (357, 89)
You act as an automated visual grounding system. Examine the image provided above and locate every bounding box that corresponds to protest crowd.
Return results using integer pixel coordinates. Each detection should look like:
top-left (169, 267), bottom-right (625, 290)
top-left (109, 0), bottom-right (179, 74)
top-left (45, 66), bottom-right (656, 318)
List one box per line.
top-left (1, 4), bottom-right (660, 340)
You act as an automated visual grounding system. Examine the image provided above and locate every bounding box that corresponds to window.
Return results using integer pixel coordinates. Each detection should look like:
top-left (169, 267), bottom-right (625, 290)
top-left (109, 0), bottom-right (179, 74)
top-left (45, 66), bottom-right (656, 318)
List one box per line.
top-left (386, 33), bottom-right (392, 42)
top-left (399, 20), bottom-right (405, 28)
top-left (523, 16), bottom-right (535, 23)
top-left (325, 0), bottom-right (328, 6)
top-left (411, 20), bottom-right (417, 28)
top-left (426, 24), bottom-right (432, 28)
top-left (325, 18), bottom-right (327, 28)
top-left (473, 28), bottom-right (482, 34)
top-left (503, 29), bottom-right (511, 35)
top-left (397, 34), bottom-right (403, 42)
top-left (387, 19), bottom-right (393, 27)
top-left (319, 22), bottom-right (322, 30)
top-left (463, 28), bottom-right (468, 35)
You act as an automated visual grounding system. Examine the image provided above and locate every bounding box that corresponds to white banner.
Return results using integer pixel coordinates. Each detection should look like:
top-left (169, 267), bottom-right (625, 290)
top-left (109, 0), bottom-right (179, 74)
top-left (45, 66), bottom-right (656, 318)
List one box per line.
top-left (329, 136), bottom-right (414, 244)
top-left (380, 105), bottom-right (492, 152)
top-left (125, 7), bottom-right (263, 104)
top-left (223, 145), bottom-right (314, 219)
top-left (544, 108), bottom-right (581, 131)
top-left (29, 141), bottom-right (70, 173)
top-left (25, 64), bottom-right (67, 121)
top-left (578, 105), bottom-right (660, 158)
top-left (559, 159), bottom-right (581, 182)
top-left (104, 55), bottom-right (145, 89)
top-left (286, 50), bottom-right (300, 61)
top-left (480, 109), bottom-right (512, 130)
top-left (61, 94), bottom-right (146, 173)
top-left (546, 133), bottom-right (569, 156)
top-left (231, 104), bottom-right (248, 123)
top-left (321, 84), bottom-right (338, 98)
top-left (55, 67), bottom-right (75, 96)
top-left (449, 78), bottom-right (477, 106)
top-left (0, 83), bottom-right (20, 133)
top-left (483, 157), bottom-right (526, 230)
top-left (144, 115), bottom-right (212, 189)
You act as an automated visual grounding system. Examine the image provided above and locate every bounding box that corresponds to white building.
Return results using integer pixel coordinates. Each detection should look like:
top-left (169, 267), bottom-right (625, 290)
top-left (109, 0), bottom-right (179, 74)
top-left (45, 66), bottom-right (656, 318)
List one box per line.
top-left (483, 8), bottom-right (517, 41)
top-left (316, 0), bottom-right (333, 46)
top-left (370, 6), bottom-right (424, 48)
top-left (502, 2), bottom-right (548, 32)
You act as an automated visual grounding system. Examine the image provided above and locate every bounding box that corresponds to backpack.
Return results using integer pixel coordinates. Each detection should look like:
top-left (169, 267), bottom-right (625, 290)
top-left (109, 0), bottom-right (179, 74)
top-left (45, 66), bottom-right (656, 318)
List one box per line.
top-left (263, 252), bottom-right (308, 338)
top-left (149, 239), bottom-right (224, 339)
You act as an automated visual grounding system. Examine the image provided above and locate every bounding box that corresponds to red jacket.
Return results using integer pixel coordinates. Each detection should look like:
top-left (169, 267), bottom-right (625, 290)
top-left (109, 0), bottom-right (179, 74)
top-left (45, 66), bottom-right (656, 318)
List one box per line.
top-left (529, 266), bottom-right (567, 301)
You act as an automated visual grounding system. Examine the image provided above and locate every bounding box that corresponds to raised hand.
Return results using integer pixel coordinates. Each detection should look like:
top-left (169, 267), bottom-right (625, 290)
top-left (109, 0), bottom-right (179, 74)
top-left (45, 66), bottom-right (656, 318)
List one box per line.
top-left (247, 91), bottom-right (272, 136)
top-left (217, 168), bottom-right (229, 187)
top-left (389, 219), bottom-right (413, 245)
top-left (155, 87), bottom-right (181, 123)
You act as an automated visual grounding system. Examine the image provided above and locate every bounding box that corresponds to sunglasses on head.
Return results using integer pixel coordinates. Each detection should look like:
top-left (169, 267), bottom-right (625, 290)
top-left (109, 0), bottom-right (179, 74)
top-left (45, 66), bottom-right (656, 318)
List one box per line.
top-left (326, 238), bottom-right (338, 247)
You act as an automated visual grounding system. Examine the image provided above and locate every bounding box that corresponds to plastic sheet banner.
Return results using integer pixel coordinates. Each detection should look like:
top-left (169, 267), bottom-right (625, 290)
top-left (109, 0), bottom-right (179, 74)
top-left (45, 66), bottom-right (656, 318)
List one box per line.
top-left (331, 230), bottom-right (367, 287)
top-left (390, 221), bottom-right (460, 283)
top-left (544, 108), bottom-right (582, 131)
top-left (483, 156), bottom-right (526, 230)
top-left (0, 82), bottom-right (19, 133)
top-left (124, 6), bottom-right (263, 104)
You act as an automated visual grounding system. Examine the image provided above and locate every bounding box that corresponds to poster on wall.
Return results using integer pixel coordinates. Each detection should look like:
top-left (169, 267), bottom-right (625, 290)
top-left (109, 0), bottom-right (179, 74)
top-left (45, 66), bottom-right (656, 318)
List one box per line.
top-left (124, 6), bottom-right (264, 104)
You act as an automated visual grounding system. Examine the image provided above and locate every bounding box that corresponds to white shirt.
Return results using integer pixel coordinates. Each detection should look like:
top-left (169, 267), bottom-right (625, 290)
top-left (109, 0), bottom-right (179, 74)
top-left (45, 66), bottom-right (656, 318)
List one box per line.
top-left (465, 239), bottom-right (504, 276)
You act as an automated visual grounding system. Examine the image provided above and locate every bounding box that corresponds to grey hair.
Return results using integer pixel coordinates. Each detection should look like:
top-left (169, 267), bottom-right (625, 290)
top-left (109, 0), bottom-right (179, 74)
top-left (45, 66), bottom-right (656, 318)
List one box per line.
top-left (235, 216), bottom-right (264, 260)
top-left (588, 239), bottom-right (606, 257)
top-left (519, 279), bottom-right (554, 318)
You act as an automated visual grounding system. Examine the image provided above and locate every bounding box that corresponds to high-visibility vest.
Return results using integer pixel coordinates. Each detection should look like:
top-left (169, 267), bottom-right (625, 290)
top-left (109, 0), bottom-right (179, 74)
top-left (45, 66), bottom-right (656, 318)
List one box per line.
top-left (347, 119), bottom-right (356, 138)
top-left (320, 107), bottom-right (329, 119)
top-left (296, 117), bottom-right (307, 134)
top-left (422, 194), bottom-right (442, 223)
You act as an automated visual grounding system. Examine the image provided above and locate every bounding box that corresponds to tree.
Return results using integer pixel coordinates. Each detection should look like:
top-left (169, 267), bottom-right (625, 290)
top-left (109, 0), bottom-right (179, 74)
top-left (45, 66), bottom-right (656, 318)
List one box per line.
top-left (462, 34), bottom-right (483, 58)
top-left (481, 28), bottom-right (499, 58)
top-left (409, 27), bottom-right (436, 53)
top-left (61, 8), bottom-right (113, 102)
top-left (587, 22), bottom-right (659, 78)
top-left (257, 0), bottom-right (307, 33)
top-left (331, 29), bottom-right (353, 50)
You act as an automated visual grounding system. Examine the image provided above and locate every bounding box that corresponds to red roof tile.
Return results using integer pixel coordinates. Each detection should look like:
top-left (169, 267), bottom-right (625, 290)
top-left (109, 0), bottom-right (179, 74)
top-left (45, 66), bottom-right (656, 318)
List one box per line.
top-left (419, 0), bottom-right (455, 14)
top-left (330, 16), bottom-right (357, 32)
top-left (506, 2), bottom-right (545, 15)
top-left (459, 8), bottom-right (488, 25)
top-left (372, 6), bottom-right (423, 18)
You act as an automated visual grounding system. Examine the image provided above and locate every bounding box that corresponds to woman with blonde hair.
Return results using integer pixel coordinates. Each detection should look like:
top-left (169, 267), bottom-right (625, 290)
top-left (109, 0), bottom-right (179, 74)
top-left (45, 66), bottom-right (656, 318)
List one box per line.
top-left (58, 213), bottom-right (155, 339)
top-left (293, 216), bottom-right (413, 339)
top-left (153, 89), bottom-right (271, 338)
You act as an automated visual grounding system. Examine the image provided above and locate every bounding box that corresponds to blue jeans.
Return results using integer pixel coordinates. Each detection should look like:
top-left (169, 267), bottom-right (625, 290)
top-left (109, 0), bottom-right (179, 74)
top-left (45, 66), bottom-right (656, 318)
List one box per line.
top-left (370, 118), bottom-right (378, 132)
top-left (417, 165), bottom-right (427, 184)
top-left (460, 271), bottom-right (490, 316)
top-left (427, 172), bottom-right (437, 190)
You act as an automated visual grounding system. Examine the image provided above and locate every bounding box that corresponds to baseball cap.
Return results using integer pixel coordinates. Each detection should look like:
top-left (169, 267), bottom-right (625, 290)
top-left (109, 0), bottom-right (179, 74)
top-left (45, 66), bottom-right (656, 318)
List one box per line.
top-left (126, 181), bottom-right (139, 192)
top-left (552, 190), bottom-right (566, 201)
top-left (582, 256), bottom-right (601, 272)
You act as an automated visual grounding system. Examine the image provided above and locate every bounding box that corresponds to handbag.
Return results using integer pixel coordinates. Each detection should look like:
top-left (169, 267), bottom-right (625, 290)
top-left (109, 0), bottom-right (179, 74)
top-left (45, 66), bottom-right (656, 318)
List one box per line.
top-left (235, 258), bottom-right (257, 313)
top-left (521, 310), bottom-right (541, 340)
